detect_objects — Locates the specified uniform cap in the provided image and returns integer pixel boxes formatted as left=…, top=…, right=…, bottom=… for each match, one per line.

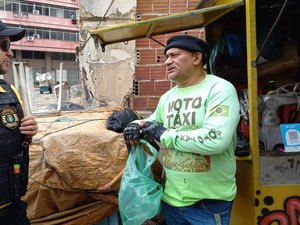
left=0, top=20, right=25, bottom=42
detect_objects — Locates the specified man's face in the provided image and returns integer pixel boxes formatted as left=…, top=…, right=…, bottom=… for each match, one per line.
left=164, top=48, right=199, bottom=84
left=0, top=37, right=13, bottom=74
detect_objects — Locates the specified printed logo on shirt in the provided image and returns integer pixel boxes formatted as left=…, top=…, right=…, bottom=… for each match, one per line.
left=1, top=107, right=20, bottom=129
left=210, top=105, right=229, bottom=117
left=167, top=96, right=203, bottom=127
left=177, top=128, right=222, bottom=145
left=164, top=149, right=211, bottom=172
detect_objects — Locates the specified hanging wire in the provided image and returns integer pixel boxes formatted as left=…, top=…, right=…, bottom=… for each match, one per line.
left=254, top=0, right=289, bottom=66
left=78, top=0, right=116, bottom=52
left=150, top=37, right=166, bottom=47
left=34, top=118, right=105, bottom=142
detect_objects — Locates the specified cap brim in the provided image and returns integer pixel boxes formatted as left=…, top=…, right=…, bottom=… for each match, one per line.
left=0, top=28, right=25, bottom=42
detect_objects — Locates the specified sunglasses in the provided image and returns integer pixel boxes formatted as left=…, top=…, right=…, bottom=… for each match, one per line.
left=0, top=40, right=11, bottom=52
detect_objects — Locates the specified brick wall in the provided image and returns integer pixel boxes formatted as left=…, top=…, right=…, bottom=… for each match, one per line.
left=132, top=0, right=204, bottom=111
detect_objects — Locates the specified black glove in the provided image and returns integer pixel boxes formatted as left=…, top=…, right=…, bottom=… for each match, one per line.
left=106, top=109, right=139, bottom=133
left=141, top=121, right=167, bottom=143
left=123, top=123, right=142, bottom=143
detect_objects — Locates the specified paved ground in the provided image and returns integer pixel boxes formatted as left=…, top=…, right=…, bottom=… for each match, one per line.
left=33, top=85, right=83, bottom=112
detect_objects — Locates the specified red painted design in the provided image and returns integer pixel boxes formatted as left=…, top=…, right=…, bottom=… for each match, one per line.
left=259, top=196, right=300, bottom=225
left=285, top=197, right=300, bottom=225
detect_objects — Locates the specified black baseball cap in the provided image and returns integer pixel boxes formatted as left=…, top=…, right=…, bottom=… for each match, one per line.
left=0, top=20, right=25, bottom=42
left=164, top=35, right=209, bottom=65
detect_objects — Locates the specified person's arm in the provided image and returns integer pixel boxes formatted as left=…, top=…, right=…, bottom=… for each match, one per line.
left=160, top=87, right=240, bottom=155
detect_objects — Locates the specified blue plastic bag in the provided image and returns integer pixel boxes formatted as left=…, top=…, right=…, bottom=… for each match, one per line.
left=118, top=140, right=163, bottom=225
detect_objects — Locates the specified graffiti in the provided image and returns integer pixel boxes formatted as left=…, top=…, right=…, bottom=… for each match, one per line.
left=259, top=196, right=300, bottom=225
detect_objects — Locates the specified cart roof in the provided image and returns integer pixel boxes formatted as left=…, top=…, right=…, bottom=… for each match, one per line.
left=89, top=0, right=244, bottom=46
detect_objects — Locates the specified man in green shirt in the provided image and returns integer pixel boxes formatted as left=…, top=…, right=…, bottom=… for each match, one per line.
left=124, top=34, right=240, bottom=225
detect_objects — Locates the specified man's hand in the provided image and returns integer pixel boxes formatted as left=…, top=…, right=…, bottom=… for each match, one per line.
left=123, top=123, right=142, bottom=148
left=141, top=121, right=167, bottom=143
left=19, top=114, right=38, bottom=141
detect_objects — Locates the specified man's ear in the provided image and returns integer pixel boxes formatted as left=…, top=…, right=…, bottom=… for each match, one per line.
left=193, top=52, right=202, bottom=66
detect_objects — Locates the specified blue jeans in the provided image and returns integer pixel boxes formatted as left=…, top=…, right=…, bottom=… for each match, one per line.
left=161, top=199, right=233, bottom=225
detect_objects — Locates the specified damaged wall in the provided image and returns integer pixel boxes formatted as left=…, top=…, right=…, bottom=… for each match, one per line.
left=79, top=0, right=203, bottom=111
left=132, top=0, right=203, bottom=111
left=78, top=0, right=136, bottom=109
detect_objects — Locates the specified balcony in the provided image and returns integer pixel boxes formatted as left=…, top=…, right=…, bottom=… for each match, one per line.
left=1, top=11, right=78, bottom=32
left=24, top=0, right=78, bottom=9
left=11, top=38, right=78, bottom=53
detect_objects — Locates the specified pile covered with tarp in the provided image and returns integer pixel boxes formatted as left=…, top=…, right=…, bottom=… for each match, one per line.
left=23, top=108, right=128, bottom=225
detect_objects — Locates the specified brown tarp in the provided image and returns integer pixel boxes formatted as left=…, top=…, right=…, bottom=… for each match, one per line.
left=23, top=109, right=128, bottom=225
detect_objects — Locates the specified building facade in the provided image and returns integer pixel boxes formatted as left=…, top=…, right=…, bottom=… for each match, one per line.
left=0, top=0, right=79, bottom=85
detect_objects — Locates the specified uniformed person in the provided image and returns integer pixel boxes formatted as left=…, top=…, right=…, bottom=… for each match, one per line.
left=0, top=20, right=38, bottom=225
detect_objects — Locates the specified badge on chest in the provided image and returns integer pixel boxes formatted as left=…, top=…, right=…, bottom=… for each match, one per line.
left=1, top=107, right=20, bottom=129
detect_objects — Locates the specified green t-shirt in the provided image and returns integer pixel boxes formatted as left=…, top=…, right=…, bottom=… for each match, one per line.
left=147, top=75, right=240, bottom=207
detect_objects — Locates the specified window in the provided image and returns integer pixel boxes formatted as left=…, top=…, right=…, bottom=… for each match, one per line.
left=42, top=30, right=49, bottom=39
left=0, top=1, right=78, bottom=18
left=22, top=51, right=45, bottom=59
left=62, top=53, right=75, bottom=61
left=56, top=8, right=64, bottom=18
left=35, top=30, right=42, bottom=38
left=13, top=25, right=78, bottom=42
left=64, top=9, right=77, bottom=19
left=64, top=9, right=70, bottom=19
left=34, top=51, right=45, bottom=59
left=12, top=2, right=18, bottom=14
left=27, top=5, right=33, bottom=14
left=5, top=1, right=12, bottom=11
left=64, top=32, right=71, bottom=41
left=53, top=69, right=79, bottom=84
left=55, top=69, right=67, bottom=82
left=22, top=51, right=34, bottom=59
left=49, top=7, right=56, bottom=17
left=42, top=6, right=49, bottom=16
left=50, top=31, right=57, bottom=40
left=0, top=1, right=5, bottom=10
left=70, top=33, right=77, bottom=42
left=57, top=31, right=63, bottom=40
left=51, top=31, right=65, bottom=40
left=67, top=69, right=79, bottom=85
left=26, top=28, right=35, bottom=37
left=21, top=3, right=29, bottom=13
left=51, top=53, right=61, bottom=60
left=51, top=53, right=76, bottom=61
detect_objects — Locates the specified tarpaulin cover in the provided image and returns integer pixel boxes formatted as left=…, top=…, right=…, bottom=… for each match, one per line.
left=23, top=109, right=128, bottom=225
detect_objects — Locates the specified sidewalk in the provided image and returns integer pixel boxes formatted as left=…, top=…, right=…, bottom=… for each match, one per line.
left=34, top=85, right=83, bottom=112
